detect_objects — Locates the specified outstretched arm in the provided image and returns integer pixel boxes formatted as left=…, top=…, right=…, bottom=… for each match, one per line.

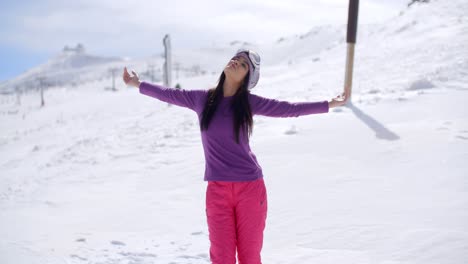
left=123, top=66, right=204, bottom=111
left=250, top=91, right=348, bottom=117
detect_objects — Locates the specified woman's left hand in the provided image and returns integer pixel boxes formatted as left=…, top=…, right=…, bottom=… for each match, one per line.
left=328, top=92, right=348, bottom=108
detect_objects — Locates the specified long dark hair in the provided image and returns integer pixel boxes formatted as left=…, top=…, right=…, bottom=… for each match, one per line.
left=200, top=72, right=253, bottom=144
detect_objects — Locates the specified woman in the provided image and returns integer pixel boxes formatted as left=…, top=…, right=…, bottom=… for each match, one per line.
left=123, top=49, right=347, bottom=264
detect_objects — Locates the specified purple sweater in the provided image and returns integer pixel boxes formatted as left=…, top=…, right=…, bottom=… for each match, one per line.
left=139, top=81, right=329, bottom=182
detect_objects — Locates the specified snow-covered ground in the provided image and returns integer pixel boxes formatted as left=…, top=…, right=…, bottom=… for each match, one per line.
left=1, top=1, right=467, bottom=263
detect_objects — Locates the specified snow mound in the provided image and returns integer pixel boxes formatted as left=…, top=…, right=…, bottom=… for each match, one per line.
left=407, top=78, right=436, bottom=90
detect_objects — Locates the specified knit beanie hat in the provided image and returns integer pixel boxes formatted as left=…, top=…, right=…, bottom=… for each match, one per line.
left=232, top=49, right=261, bottom=90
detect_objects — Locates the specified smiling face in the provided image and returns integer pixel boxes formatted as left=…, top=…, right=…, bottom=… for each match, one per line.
left=223, top=55, right=250, bottom=84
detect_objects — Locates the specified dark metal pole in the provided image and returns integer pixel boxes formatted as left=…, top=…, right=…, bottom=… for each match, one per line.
left=344, top=0, right=359, bottom=103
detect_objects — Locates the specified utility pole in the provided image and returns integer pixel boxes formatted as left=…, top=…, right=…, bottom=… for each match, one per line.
left=37, top=76, right=46, bottom=107
left=163, top=34, right=172, bottom=87
left=109, top=67, right=118, bottom=91
left=163, top=34, right=173, bottom=107
left=174, top=62, right=180, bottom=80
left=15, top=86, right=21, bottom=106
left=148, top=63, right=155, bottom=83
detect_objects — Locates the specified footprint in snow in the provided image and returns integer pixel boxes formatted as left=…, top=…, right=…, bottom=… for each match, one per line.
left=118, top=251, right=157, bottom=258
left=177, top=243, right=192, bottom=252
left=284, top=125, right=298, bottom=135
left=70, top=254, right=87, bottom=261
left=110, top=240, right=126, bottom=246
left=177, top=253, right=209, bottom=260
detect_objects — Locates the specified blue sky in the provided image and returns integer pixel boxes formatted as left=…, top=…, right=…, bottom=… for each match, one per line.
left=0, top=0, right=409, bottom=82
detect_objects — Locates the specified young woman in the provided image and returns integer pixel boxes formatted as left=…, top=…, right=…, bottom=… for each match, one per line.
left=123, top=49, right=347, bottom=264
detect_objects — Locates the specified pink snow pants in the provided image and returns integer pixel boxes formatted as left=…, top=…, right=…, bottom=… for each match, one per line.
left=206, top=178, right=268, bottom=264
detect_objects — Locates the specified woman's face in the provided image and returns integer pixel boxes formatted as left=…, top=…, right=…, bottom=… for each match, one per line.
left=223, top=55, right=250, bottom=84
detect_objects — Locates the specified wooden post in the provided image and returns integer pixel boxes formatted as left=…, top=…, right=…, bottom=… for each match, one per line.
left=344, top=0, right=359, bottom=103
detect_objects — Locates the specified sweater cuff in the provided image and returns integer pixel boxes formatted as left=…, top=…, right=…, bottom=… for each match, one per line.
left=139, top=81, right=153, bottom=96
left=138, top=81, right=146, bottom=91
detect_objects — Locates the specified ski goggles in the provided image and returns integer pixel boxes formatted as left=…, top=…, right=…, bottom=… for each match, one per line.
left=236, top=48, right=261, bottom=69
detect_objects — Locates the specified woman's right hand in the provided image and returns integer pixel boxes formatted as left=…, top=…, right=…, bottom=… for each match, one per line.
left=123, top=66, right=141, bottom=88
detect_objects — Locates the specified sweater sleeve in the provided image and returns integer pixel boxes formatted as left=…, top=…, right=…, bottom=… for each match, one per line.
left=249, top=93, right=329, bottom=117
left=139, top=81, right=206, bottom=112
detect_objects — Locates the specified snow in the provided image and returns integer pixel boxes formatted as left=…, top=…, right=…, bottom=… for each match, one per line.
left=1, top=0, right=468, bottom=263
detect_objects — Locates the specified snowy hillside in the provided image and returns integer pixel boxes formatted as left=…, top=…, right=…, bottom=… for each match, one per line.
left=0, top=44, right=127, bottom=94
left=1, top=0, right=468, bottom=263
